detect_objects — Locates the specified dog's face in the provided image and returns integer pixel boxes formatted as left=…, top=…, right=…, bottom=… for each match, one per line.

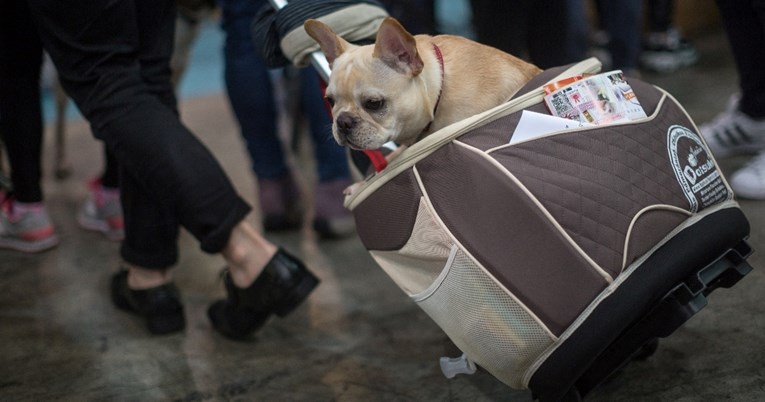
left=305, top=18, right=436, bottom=149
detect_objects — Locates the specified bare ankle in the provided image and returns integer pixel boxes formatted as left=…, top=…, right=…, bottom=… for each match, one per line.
left=126, top=265, right=172, bottom=289
left=223, top=221, right=278, bottom=288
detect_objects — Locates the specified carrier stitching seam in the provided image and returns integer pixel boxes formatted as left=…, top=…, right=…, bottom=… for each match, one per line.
left=410, top=231, right=460, bottom=302
left=486, top=95, right=682, bottom=274
left=454, top=140, right=614, bottom=283
left=521, top=201, right=741, bottom=387
left=411, top=165, right=557, bottom=340
left=622, top=204, right=693, bottom=271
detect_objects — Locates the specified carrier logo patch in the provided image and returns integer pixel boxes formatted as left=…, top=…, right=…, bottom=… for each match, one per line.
left=667, top=125, right=729, bottom=212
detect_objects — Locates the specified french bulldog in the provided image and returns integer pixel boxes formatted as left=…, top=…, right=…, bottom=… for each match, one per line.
left=304, top=17, right=542, bottom=151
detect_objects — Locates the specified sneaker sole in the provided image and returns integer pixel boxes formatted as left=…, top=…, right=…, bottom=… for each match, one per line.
left=77, top=213, right=124, bottom=241
left=0, top=234, right=60, bottom=253
left=731, top=175, right=765, bottom=200
left=640, top=51, right=699, bottom=73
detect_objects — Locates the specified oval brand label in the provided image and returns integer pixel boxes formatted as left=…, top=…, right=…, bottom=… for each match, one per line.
left=667, top=125, right=730, bottom=212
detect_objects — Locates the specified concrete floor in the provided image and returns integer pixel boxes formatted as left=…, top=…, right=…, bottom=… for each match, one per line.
left=2, top=27, right=765, bottom=402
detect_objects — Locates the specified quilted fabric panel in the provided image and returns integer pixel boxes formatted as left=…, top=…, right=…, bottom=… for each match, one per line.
left=416, top=142, right=609, bottom=335
left=490, top=98, right=692, bottom=278
left=459, top=102, right=550, bottom=150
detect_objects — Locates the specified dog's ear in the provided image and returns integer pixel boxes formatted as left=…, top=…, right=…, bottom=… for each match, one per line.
left=373, top=17, right=423, bottom=76
left=304, top=19, right=351, bottom=67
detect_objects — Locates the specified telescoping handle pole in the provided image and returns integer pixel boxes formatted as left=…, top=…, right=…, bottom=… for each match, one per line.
left=266, top=0, right=392, bottom=173
left=267, top=0, right=332, bottom=82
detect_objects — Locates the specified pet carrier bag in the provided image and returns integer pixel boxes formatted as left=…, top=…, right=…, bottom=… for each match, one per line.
left=342, top=58, right=754, bottom=401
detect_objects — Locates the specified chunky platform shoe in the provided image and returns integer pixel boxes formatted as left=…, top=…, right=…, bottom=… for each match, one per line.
left=207, top=248, right=319, bottom=340
left=111, top=269, right=185, bottom=335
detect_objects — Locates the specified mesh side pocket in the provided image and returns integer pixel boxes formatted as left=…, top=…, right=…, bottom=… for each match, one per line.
left=416, top=247, right=555, bottom=389
left=369, top=198, right=453, bottom=296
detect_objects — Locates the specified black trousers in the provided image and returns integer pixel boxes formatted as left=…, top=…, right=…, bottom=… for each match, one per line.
left=0, top=0, right=44, bottom=202
left=716, top=0, right=765, bottom=119
left=27, top=0, right=251, bottom=268
left=0, top=0, right=120, bottom=202
left=470, top=0, right=588, bottom=69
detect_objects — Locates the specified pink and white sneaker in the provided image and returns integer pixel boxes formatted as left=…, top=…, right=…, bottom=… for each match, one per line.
left=77, top=179, right=124, bottom=241
left=0, top=195, right=60, bottom=253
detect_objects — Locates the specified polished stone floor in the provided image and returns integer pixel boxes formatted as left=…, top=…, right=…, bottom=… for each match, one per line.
left=2, top=27, right=765, bottom=402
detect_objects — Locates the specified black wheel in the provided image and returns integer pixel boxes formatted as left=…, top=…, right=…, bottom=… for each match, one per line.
left=632, top=338, right=660, bottom=361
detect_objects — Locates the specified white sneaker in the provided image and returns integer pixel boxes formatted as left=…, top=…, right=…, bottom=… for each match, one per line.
left=699, top=95, right=765, bottom=158
left=729, top=152, right=765, bottom=200
left=640, top=28, right=699, bottom=73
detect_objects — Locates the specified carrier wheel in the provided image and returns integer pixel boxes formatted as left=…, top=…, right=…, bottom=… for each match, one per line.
left=632, top=338, right=659, bottom=361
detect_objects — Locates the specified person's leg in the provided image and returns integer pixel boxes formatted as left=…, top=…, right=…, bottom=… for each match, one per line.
left=220, top=0, right=283, bottom=178
left=29, top=0, right=318, bottom=337
left=701, top=0, right=765, bottom=157
left=641, top=0, right=698, bottom=73
left=599, top=0, right=642, bottom=74
left=301, top=70, right=349, bottom=183
left=219, top=0, right=302, bottom=231
left=300, top=68, right=355, bottom=238
left=716, top=0, right=765, bottom=118
left=699, top=0, right=765, bottom=199
left=647, top=0, right=673, bottom=32
left=0, top=0, right=44, bottom=203
left=527, top=0, right=588, bottom=68
left=30, top=0, right=250, bottom=257
left=470, top=0, right=532, bottom=57
left=0, top=0, right=58, bottom=253
left=100, top=148, right=120, bottom=188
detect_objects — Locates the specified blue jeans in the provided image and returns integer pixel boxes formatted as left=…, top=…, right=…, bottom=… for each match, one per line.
left=595, top=0, right=642, bottom=71
left=219, top=0, right=350, bottom=182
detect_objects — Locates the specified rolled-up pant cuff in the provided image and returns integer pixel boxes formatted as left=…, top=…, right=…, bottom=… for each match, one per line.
left=199, top=198, right=252, bottom=254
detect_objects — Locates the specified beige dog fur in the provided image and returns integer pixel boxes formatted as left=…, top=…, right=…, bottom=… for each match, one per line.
left=304, top=17, right=541, bottom=150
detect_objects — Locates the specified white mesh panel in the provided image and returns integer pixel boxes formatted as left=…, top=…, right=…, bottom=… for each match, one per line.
left=399, top=198, right=452, bottom=260
left=416, top=248, right=554, bottom=389
left=370, top=198, right=452, bottom=296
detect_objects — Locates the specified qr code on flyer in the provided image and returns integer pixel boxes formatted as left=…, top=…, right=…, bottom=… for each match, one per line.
left=545, top=91, right=582, bottom=122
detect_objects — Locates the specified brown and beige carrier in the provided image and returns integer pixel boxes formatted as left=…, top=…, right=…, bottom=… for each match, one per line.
left=342, top=58, right=755, bottom=401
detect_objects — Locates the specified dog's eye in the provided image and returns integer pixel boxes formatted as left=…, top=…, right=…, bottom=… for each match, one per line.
left=364, top=99, right=385, bottom=111
left=325, top=96, right=335, bottom=107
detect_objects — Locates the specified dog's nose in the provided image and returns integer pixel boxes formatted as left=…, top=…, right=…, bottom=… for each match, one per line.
left=336, top=113, right=356, bottom=134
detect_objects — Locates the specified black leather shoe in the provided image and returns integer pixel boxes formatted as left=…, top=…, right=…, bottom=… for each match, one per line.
left=207, top=248, right=319, bottom=340
left=111, top=269, right=185, bottom=335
